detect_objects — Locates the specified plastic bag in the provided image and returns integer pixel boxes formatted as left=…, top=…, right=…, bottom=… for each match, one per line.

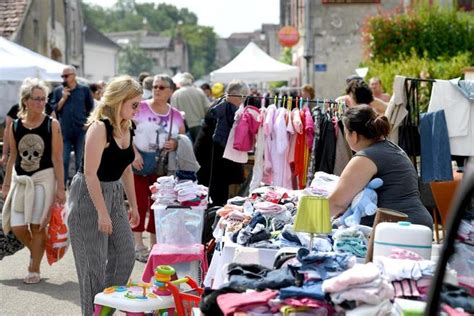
left=45, top=203, right=68, bottom=265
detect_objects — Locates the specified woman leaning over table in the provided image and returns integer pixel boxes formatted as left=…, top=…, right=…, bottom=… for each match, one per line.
left=329, top=105, right=433, bottom=229
left=67, top=75, right=140, bottom=316
left=2, top=77, right=65, bottom=284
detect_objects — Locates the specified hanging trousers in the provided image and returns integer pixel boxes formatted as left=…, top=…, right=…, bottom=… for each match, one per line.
left=67, top=173, right=135, bottom=316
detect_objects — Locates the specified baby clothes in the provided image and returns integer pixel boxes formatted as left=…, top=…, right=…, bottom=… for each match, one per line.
left=254, top=202, right=287, bottom=215
left=217, top=290, right=278, bottom=316
left=333, top=226, right=368, bottom=258
left=233, top=105, right=261, bottom=151
left=330, top=278, right=394, bottom=305
left=249, top=108, right=267, bottom=192
left=389, top=248, right=424, bottom=261
left=223, top=105, right=248, bottom=163
left=373, top=256, right=436, bottom=281
left=322, top=263, right=380, bottom=293
left=296, top=248, right=356, bottom=281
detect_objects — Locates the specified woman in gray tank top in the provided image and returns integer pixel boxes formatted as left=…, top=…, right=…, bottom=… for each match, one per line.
left=329, top=105, right=433, bottom=229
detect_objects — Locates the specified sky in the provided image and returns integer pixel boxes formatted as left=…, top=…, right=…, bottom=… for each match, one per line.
left=83, top=0, right=280, bottom=37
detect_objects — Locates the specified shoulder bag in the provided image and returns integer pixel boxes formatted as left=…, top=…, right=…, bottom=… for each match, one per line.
left=155, top=108, right=174, bottom=177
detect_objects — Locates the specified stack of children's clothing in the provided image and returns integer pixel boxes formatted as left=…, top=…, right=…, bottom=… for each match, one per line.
left=322, top=262, right=394, bottom=314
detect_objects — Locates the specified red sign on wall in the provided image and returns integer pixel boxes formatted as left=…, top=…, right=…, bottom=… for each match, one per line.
left=278, top=26, right=300, bottom=47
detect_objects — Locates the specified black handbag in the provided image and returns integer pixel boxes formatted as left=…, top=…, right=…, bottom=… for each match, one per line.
left=0, top=218, right=24, bottom=260
left=155, top=109, right=174, bottom=177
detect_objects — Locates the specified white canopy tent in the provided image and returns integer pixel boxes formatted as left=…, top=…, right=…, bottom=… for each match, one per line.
left=0, top=37, right=68, bottom=119
left=0, top=37, right=66, bottom=82
left=210, top=42, right=299, bottom=83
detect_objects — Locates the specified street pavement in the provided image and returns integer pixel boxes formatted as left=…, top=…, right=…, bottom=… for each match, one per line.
left=0, top=242, right=148, bottom=315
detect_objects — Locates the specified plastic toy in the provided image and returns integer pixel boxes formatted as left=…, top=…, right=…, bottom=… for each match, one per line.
left=152, top=265, right=176, bottom=296
left=339, top=178, right=383, bottom=226
left=93, top=265, right=188, bottom=316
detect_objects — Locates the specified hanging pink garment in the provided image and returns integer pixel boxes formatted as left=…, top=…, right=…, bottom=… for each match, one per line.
left=223, top=106, right=247, bottom=163
left=303, top=106, right=315, bottom=151
left=233, top=105, right=261, bottom=151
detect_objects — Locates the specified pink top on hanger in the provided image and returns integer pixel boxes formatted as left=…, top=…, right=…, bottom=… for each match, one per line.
left=233, top=105, right=261, bottom=152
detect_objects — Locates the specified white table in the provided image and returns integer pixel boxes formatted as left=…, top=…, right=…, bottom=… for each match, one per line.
left=204, top=240, right=279, bottom=289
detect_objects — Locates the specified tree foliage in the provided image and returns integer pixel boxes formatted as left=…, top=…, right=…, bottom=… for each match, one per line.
left=361, top=3, right=473, bottom=112
left=118, top=44, right=154, bottom=77
left=362, top=4, right=474, bottom=63
left=81, top=0, right=217, bottom=78
left=364, top=51, right=470, bottom=112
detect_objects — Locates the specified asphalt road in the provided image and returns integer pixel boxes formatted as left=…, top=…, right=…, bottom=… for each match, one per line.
left=0, top=243, right=148, bottom=315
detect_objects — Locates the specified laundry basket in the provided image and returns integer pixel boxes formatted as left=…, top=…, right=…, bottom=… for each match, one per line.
left=166, top=277, right=203, bottom=316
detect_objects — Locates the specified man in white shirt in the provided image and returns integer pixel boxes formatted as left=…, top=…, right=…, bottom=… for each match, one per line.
left=170, top=72, right=210, bottom=142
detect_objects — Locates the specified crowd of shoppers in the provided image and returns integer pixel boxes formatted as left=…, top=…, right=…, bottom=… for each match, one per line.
left=1, top=64, right=409, bottom=316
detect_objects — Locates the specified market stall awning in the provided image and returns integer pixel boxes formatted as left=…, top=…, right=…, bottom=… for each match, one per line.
left=0, top=37, right=66, bottom=81
left=210, top=42, right=299, bottom=83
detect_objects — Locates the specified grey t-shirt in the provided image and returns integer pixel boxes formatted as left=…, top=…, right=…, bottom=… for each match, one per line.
left=355, top=140, right=433, bottom=229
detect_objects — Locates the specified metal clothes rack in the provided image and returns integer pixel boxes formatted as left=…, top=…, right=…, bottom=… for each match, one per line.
left=399, top=77, right=435, bottom=171
left=226, top=94, right=341, bottom=106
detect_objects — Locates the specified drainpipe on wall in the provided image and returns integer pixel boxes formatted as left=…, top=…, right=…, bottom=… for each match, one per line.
left=64, top=0, right=69, bottom=65
left=303, top=0, right=313, bottom=86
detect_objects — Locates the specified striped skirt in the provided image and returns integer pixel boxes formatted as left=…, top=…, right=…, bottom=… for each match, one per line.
left=67, top=173, right=135, bottom=316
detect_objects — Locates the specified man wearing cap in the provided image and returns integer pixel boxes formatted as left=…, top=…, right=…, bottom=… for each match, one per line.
left=170, top=72, right=210, bottom=142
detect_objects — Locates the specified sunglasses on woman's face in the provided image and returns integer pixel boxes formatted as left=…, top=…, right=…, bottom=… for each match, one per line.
left=153, top=85, right=169, bottom=91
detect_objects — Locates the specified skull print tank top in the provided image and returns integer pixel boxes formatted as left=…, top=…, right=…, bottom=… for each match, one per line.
left=13, top=116, right=53, bottom=176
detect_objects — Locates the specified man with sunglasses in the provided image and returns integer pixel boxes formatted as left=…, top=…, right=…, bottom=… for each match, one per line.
left=51, top=65, right=94, bottom=186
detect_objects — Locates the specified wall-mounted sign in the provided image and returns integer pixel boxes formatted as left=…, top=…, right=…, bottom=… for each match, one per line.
left=314, top=64, right=327, bottom=72
left=278, top=26, right=300, bottom=47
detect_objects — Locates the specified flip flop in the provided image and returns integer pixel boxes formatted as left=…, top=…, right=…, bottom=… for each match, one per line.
left=24, top=272, right=41, bottom=284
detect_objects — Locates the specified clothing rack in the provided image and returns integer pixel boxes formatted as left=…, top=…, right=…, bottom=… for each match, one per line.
left=399, top=77, right=435, bottom=171
left=225, top=94, right=341, bottom=106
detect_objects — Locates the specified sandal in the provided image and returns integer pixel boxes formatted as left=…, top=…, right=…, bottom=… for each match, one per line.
left=135, top=248, right=149, bottom=263
left=24, top=272, right=41, bottom=284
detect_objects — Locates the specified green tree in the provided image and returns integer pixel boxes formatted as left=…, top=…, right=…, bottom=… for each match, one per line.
left=81, top=0, right=216, bottom=78
left=361, top=3, right=473, bottom=112
left=270, top=47, right=292, bottom=88
left=118, top=44, right=154, bottom=77
left=179, top=25, right=216, bottom=78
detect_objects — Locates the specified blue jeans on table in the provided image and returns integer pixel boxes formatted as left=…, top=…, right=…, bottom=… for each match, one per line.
left=296, top=248, right=353, bottom=280
left=227, top=264, right=297, bottom=291
left=279, top=281, right=325, bottom=300
left=63, top=130, right=86, bottom=186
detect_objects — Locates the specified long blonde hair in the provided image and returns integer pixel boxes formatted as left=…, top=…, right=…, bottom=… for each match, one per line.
left=18, top=78, right=50, bottom=119
left=87, top=75, right=142, bottom=137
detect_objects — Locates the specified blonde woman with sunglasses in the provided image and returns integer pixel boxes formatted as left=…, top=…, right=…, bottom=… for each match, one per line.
left=67, top=75, right=141, bottom=316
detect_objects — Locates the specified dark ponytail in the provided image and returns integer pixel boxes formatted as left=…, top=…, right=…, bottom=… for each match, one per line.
left=343, top=105, right=390, bottom=139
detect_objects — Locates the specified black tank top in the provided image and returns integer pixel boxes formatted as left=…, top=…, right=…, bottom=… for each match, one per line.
left=80, top=119, right=135, bottom=182
left=13, top=116, right=53, bottom=176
